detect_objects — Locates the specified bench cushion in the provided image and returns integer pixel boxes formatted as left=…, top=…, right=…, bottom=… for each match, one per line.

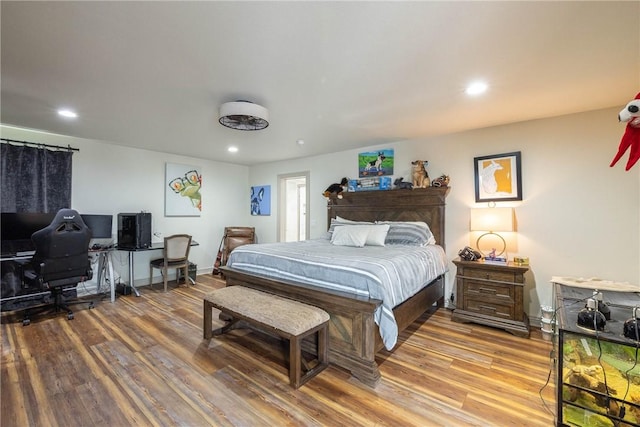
left=204, top=286, right=329, bottom=336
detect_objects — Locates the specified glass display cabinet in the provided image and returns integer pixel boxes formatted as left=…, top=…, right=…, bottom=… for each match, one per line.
left=556, top=284, right=640, bottom=426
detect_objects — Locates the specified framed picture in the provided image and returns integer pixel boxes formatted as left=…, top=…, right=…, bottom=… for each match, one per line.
left=358, top=148, right=394, bottom=178
left=165, top=163, right=202, bottom=216
left=250, top=185, right=271, bottom=216
left=474, top=151, right=522, bottom=202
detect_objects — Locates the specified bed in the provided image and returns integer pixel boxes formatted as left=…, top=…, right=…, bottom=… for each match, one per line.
left=220, top=187, right=450, bottom=387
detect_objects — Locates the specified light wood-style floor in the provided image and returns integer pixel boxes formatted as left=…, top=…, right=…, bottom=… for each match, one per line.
left=1, top=275, right=556, bottom=426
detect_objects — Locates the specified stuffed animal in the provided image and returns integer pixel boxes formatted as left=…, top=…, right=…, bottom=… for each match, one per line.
left=432, top=174, right=450, bottom=188
left=610, top=92, right=640, bottom=171
left=394, top=177, right=413, bottom=190
left=411, top=160, right=430, bottom=188
left=323, top=177, right=348, bottom=198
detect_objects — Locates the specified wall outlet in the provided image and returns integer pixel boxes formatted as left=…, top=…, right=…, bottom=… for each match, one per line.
left=153, top=231, right=162, bottom=237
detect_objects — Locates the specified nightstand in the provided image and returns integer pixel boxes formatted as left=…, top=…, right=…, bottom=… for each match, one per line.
left=452, top=258, right=530, bottom=337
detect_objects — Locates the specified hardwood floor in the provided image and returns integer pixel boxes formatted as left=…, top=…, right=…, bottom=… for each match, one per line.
left=1, top=275, right=556, bottom=426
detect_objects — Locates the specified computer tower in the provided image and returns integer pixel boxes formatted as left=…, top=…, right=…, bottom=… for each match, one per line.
left=117, top=213, right=151, bottom=249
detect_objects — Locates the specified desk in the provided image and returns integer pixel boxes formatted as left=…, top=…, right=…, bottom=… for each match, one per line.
left=89, top=248, right=116, bottom=303
left=117, top=240, right=199, bottom=297
left=1, top=248, right=115, bottom=311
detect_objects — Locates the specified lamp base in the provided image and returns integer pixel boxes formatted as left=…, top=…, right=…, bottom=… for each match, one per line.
left=475, top=232, right=507, bottom=257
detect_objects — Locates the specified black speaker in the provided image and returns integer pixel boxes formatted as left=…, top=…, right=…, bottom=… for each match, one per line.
left=117, top=213, right=151, bottom=249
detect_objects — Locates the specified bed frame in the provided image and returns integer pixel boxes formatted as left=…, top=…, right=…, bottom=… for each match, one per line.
left=221, top=187, right=450, bottom=387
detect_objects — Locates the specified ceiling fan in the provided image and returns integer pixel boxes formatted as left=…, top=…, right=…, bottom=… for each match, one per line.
left=218, top=100, right=269, bottom=131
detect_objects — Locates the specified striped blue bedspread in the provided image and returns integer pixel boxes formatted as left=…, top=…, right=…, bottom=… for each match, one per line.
left=226, top=239, right=448, bottom=350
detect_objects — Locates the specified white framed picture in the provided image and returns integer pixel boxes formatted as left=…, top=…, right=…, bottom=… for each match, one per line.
left=165, top=162, right=202, bottom=216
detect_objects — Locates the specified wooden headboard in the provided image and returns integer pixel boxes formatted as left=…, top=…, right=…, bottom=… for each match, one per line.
left=327, top=187, right=450, bottom=248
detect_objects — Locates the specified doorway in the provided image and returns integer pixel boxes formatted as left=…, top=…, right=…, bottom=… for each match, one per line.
left=278, top=172, right=309, bottom=242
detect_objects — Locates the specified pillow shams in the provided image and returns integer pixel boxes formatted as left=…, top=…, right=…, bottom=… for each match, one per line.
left=363, top=224, right=389, bottom=246
left=381, top=222, right=436, bottom=246
left=327, top=217, right=373, bottom=236
left=331, top=225, right=370, bottom=247
left=330, top=224, right=390, bottom=247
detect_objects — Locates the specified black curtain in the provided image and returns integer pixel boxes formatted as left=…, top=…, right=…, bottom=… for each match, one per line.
left=0, top=143, right=73, bottom=213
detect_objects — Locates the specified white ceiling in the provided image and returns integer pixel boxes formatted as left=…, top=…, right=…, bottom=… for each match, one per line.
left=2, top=1, right=639, bottom=166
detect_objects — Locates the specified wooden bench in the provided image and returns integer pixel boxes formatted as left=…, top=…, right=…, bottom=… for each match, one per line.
left=203, top=285, right=330, bottom=389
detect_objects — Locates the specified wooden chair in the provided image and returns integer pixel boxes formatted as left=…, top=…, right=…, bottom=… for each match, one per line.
left=149, top=234, right=192, bottom=292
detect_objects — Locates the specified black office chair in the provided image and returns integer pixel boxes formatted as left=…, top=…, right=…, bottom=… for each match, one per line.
left=21, top=208, right=93, bottom=325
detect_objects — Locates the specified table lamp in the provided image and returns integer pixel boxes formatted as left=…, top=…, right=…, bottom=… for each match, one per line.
left=469, top=207, right=514, bottom=256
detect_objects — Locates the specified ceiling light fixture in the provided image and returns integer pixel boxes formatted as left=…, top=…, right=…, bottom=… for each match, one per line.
left=57, top=109, right=78, bottom=118
left=228, top=146, right=238, bottom=153
left=465, top=81, right=488, bottom=96
left=219, top=100, right=269, bottom=131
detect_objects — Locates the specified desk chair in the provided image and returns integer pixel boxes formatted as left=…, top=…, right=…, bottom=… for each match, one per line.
left=21, top=209, right=94, bottom=325
left=149, top=234, right=192, bottom=292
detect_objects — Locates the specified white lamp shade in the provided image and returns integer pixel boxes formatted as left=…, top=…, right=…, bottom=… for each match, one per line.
left=470, top=208, right=514, bottom=232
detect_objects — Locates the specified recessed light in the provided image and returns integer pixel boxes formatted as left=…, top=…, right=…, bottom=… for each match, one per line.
left=228, top=146, right=238, bottom=153
left=57, top=109, right=78, bottom=118
left=296, top=139, right=305, bottom=146
left=465, top=81, right=488, bottom=96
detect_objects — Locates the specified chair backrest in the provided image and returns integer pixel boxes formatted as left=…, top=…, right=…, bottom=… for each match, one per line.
left=164, top=234, right=192, bottom=262
left=31, top=208, right=92, bottom=282
left=222, top=227, right=255, bottom=265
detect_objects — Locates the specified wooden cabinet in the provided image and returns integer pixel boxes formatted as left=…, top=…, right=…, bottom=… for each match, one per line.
left=452, top=258, right=530, bottom=337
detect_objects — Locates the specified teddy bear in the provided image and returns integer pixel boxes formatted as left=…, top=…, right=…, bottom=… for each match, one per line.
left=323, top=177, right=348, bottom=198
left=432, top=174, right=450, bottom=187
left=411, top=160, right=430, bottom=188
left=610, top=92, right=640, bottom=171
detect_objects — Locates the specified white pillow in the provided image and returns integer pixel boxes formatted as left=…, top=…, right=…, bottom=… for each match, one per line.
left=364, top=224, right=390, bottom=246
left=330, top=225, right=370, bottom=247
left=327, top=217, right=373, bottom=237
left=330, top=224, right=390, bottom=247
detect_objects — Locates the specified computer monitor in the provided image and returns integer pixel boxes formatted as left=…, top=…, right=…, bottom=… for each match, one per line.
left=0, top=212, right=56, bottom=241
left=80, top=214, right=113, bottom=239
left=0, top=212, right=56, bottom=255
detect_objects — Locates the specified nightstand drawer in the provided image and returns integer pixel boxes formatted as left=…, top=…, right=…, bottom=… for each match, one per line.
left=452, top=258, right=530, bottom=337
left=464, top=298, right=515, bottom=320
left=462, top=267, right=516, bottom=283
left=464, top=280, right=514, bottom=302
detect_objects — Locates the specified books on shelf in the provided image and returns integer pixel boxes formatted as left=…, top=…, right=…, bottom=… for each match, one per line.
left=483, top=257, right=508, bottom=265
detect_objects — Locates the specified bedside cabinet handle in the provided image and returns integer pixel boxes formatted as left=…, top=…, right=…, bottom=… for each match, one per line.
left=479, top=287, right=496, bottom=294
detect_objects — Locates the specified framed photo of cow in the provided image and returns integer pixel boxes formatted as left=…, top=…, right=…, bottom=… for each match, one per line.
left=474, top=151, right=522, bottom=203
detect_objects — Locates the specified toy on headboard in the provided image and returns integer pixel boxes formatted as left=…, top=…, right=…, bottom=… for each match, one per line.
left=431, top=174, right=450, bottom=188
left=411, top=160, right=430, bottom=188
left=393, top=177, right=413, bottom=190
left=610, top=92, right=640, bottom=171
left=323, top=177, right=348, bottom=199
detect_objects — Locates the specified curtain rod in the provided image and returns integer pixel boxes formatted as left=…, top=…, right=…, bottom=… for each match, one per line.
left=0, top=138, right=79, bottom=152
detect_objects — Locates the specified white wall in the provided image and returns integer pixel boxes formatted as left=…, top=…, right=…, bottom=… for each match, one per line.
left=1, top=125, right=250, bottom=287
left=248, top=107, right=640, bottom=318
left=4, top=107, right=638, bottom=316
